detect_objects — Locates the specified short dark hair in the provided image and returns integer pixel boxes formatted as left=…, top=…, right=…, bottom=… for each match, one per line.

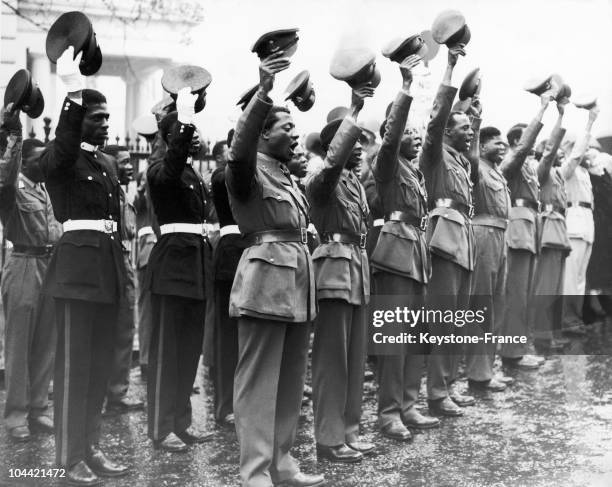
left=446, top=111, right=467, bottom=130
left=262, top=106, right=291, bottom=133
left=103, top=145, right=128, bottom=158
left=82, top=89, right=107, bottom=107
left=159, top=111, right=178, bottom=143
left=22, top=138, right=45, bottom=160
left=507, top=123, right=527, bottom=147
left=212, top=140, right=227, bottom=159
left=480, top=126, right=502, bottom=145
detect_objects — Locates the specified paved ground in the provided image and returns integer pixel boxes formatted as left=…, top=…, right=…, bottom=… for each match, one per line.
left=1, top=318, right=612, bottom=487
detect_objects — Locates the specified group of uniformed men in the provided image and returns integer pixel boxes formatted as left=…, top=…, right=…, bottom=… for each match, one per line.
left=0, top=9, right=605, bottom=487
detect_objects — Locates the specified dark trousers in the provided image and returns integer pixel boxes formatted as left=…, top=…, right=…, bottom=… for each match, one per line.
left=312, top=299, right=366, bottom=446
left=426, top=256, right=472, bottom=400
left=532, top=248, right=566, bottom=340
left=466, top=226, right=507, bottom=381
left=107, top=254, right=136, bottom=400
left=147, top=294, right=205, bottom=441
left=500, top=249, right=536, bottom=358
left=213, top=279, right=239, bottom=421
left=374, top=272, right=426, bottom=428
left=136, top=266, right=152, bottom=367
left=234, top=318, right=310, bottom=487
left=54, top=299, right=118, bottom=468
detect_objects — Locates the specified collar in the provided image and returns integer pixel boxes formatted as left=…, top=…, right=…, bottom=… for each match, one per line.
left=257, top=152, right=288, bottom=176
left=80, top=142, right=98, bottom=153
left=19, top=173, right=36, bottom=189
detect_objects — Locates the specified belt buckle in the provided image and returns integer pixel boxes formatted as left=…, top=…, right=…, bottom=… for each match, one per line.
left=44, top=244, right=54, bottom=255
left=468, top=205, right=475, bottom=219
left=300, top=227, right=308, bottom=245
left=103, top=220, right=114, bottom=233
left=419, top=216, right=428, bottom=231
left=201, top=223, right=210, bottom=239
left=359, top=233, right=367, bottom=249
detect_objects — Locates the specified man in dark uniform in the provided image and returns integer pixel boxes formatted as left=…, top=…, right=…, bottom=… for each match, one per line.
left=40, top=46, right=129, bottom=485
left=0, top=105, right=61, bottom=441
left=498, top=93, right=551, bottom=368
left=306, top=85, right=375, bottom=464
left=145, top=87, right=214, bottom=452
left=372, top=55, right=440, bottom=439
left=226, top=51, right=323, bottom=487
left=419, top=45, right=476, bottom=416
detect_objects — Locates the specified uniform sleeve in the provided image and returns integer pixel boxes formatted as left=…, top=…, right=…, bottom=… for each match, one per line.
left=305, top=117, right=362, bottom=204
left=419, top=84, right=457, bottom=173
left=467, top=116, right=481, bottom=185
left=537, top=126, right=566, bottom=183
left=147, top=121, right=194, bottom=184
left=500, top=118, right=544, bottom=178
left=226, top=93, right=273, bottom=200
left=0, top=132, right=22, bottom=214
left=40, top=97, right=85, bottom=180
left=375, top=91, right=413, bottom=183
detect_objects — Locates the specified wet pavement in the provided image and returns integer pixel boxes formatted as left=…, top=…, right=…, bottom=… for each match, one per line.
left=1, top=319, right=612, bottom=487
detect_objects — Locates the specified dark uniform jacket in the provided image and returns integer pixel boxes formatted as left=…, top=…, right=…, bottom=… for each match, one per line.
left=40, top=97, right=124, bottom=303
left=145, top=122, right=210, bottom=301
left=306, top=117, right=369, bottom=305
left=372, top=91, right=430, bottom=283
left=211, top=166, right=246, bottom=282
left=419, top=84, right=475, bottom=271
left=500, top=118, right=544, bottom=254
left=226, top=95, right=316, bottom=323
left=537, top=126, right=570, bottom=252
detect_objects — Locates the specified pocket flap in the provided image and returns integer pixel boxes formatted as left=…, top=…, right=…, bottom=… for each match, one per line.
left=246, top=243, right=298, bottom=268
left=430, top=206, right=465, bottom=225
left=380, top=222, right=418, bottom=241
left=509, top=206, right=536, bottom=223
left=312, top=242, right=352, bottom=260
left=61, top=231, right=100, bottom=248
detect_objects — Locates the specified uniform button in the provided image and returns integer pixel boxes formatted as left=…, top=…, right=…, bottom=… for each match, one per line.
left=108, top=193, right=112, bottom=197
left=103, top=172, right=107, bottom=176
left=87, top=176, right=93, bottom=180
left=94, top=154, right=97, bottom=158
left=276, top=196, right=282, bottom=201
left=269, top=258, right=274, bottom=262
left=110, top=236, right=114, bottom=240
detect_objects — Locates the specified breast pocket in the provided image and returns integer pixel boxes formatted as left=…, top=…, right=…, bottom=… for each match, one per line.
left=56, top=232, right=101, bottom=287
left=261, top=186, right=295, bottom=228
left=448, top=164, right=470, bottom=201
left=72, top=174, right=107, bottom=212
left=15, top=200, right=47, bottom=239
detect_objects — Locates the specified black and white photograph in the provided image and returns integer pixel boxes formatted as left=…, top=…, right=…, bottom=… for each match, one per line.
left=0, top=0, right=611, bottom=485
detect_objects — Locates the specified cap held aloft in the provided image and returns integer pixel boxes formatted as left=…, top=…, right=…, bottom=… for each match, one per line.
left=330, top=46, right=380, bottom=88
left=251, top=28, right=300, bottom=59
left=382, top=34, right=428, bottom=64
left=161, top=65, right=212, bottom=114
left=4, top=69, right=44, bottom=118
left=132, top=113, right=158, bottom=137
left=284, top=70, right=315, bottom=112
left=431, top=10, right=471, bottom=47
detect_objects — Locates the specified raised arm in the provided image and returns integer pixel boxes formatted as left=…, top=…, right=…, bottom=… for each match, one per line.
left=561, top=105, right=599, bottom=180
left=306, top=86, right=371, bottom=203
left=537, top=100, right=566, bottom=183
left=375, top=55, right=419, bottom=182
left=465, top=97, right=482, bottom=184
left=0, top=105, right=23, bottom=214
left=419, top=46, right=463, bottom=172
left=226, top=52, right=290, bottom=200
left=500, top=94, right=550, bottom=178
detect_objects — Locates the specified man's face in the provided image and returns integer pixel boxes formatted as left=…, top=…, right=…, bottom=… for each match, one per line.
left=190, top=128, right=203, bottom=157
left=287, top=146, right=308, bottom=178
left=263, top=112, right=298, bottom=163
left=82, top=103, right=109, bottom=146
left=116, top=150, right=134, bottom=185
left=346, top=140, right=363, bottom=170
left=22, top=147, right=46, bottom=183
left=481, top=135, right=506, bottom=165
left=446, top=113, right=474, bottom=152
left=400, top=132, right=422, bottom=161
left=554, top=148, right=566, bottom=167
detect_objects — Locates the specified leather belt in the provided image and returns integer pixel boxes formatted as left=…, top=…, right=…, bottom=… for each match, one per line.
left=12, top=244, right=55, bottom=256
left=542, top=204, right=566, bottom=216
left=220, top=224, right=241, bottom=238
left=433, top=198, right=474, bottom=219
left=321, top=232, right=367, bottom=249
left=244, top=228, right=308, bottom=246
left=372, top=218, right=385, bottom=227
left=512, top=198, right=541, bottom=213
left=63, top=219, right=117, bottom=233
left=159, top=223, right=209, bottom=237
left=137, top=226, right=154, bottom=238
left=385, top=211, right=428, bottom=231
left=567, top=201, right=593, bottom=210
left=471, top=214, right=508, bottom=230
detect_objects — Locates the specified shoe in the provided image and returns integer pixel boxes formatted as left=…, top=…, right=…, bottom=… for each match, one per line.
left=428, top=397, right=464, bottom=417
left=86, top=445, right=129, bottom=477
left=450, top=392, right=475, bottom=406
left=218, top=413, right=235, bottom=426
left=316, top=443, right=362, bottom=463
left=176, top=428, right=214, bottom=444
left=380, top=422, right=412, bottom=441
left=346, top=440, right=375, bottom=455
left=65, top=461, right=101, bottom=486
left=563, top=324, right=588, bottom=337
left=503, top=356, right=540, bottom=370
left=402, top=408, right=440, bottom=429
left=106, top=397, right=144, bottom=413
left=8, top=425, right=31, bottom=441
left=29, top=416, right=54, bottom=434
left=153, top=432, right=189, bottom=452
left=496, top=375, right=515, bottom=385
left=277, top=472, right=325, bottom=486
left=468, top=378, right=507, bottom=392
left=587, top=295, right=607, bottom=317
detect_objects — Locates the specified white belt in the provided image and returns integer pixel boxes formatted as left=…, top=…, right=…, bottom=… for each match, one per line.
left=159, top=223, right=209, bottom=236
left=373, top=218, right=384, bottom=227
left=220, top=224, right=240, bottom=238
left=205, top=223, right=220, bottom=233
left=137, top=226, right=155, bottom=238
left=63, top=219, right=117, bottom=233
